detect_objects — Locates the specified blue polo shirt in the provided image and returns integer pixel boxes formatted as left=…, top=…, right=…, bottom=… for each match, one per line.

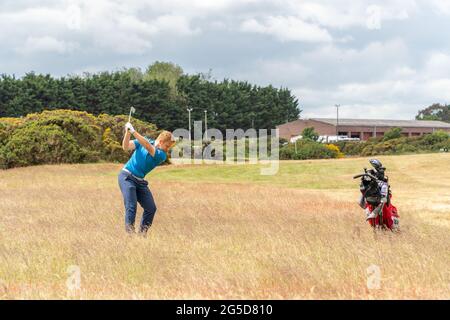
left=124, top=138, right=167, bottom=178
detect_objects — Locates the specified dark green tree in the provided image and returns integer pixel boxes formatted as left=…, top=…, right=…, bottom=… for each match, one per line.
left=416, top=103, right=450, bottom=123
left=0, top=65, right=301, bottom=133
left=144, top=61, right=184, bottom=97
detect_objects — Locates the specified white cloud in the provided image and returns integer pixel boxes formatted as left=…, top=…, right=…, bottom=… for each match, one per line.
left=422, top=79, right=450, bottom=101
left=0, top=0, right=202, bottom=56
left=295, top=84, right=422, bottom=120
left=293, top=50, right=450, bottom=119
left=429, top=0, right=450, bottom=15
left=241, top=16, right=332, bottom=42
left=297, top=38, right=410, bottom=83
left=18, top=36, right=78, bottom=55
left=389, top=66, right=417, bottom=78
left=287, top=0, right=416, bottom=30
left=423, top=52, right=450, bottom=78
left=66, top=4, right=82, bottom=30
left=232, top=58, right=312, bottom=87
left=288, top=1, right=366, bottom=29
left=232, top=38, right=449, bottom=120
left=366, top=5, right=382, bottom=30
left=0, top=7, right=68, bottom=39
left=154, top=15, right=201, bottom=35
left=0, top=0, right=422, bottom=55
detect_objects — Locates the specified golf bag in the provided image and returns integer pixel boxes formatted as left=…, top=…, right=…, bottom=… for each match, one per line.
left=354, top=160, right=400, bottom=230
left=364, top=196, right=399, bottom=230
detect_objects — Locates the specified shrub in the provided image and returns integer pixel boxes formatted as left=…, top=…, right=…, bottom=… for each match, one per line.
left=0, top=122, right=7, bottom=146
left=0, top=118, right=23, bottom=146
left=325, top=144, right=344, bottom=158
left=97, top=113, right=159, bottom=144
left=301, top=127, right=319, bottom=141
left=0, top=109, right=161, bottom=169
left=397, top=143, right=418, bottom=153
left=102, top=127, right=128, bottom=162
left=383, top=127, right=403, bottom=141
left=1, top=123, right=84, bottom=168
left=359, top=132, right=450, bottom=156
left=436, top=139, right=450, bottom=151
left=280, top=140, right=339, bottom=160
left=333, top=141, right=365, bottom=156
left=307, top=131, right=450, bottom=157
left=422, top=130, right=449, bottom=146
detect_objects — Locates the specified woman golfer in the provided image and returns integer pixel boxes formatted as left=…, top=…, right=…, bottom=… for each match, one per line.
left=119, top=121, right=175, bottom=235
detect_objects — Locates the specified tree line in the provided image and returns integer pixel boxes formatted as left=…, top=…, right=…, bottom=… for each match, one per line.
left=416, top=103, right=450, bottom=123
left=0, top=62, right=300, bottom=132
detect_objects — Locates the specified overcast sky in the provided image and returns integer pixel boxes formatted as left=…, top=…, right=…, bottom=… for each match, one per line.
left=1, top=0, right=450, bottom=119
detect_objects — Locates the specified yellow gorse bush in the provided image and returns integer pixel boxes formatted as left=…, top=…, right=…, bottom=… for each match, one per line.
left=0, top=109, right=160, bottom=169
left=325, top=144, right=345, bottom=158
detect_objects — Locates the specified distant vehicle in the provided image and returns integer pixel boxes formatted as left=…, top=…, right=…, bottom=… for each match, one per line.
left=291, top=135, right=361, bottom=143
left=341, top=137, right=361, bottom=142
left=326, top=135, right=360, bottom=143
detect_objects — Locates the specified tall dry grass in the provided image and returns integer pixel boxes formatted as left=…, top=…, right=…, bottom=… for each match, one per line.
left=0, top=155, right=449, bottom=299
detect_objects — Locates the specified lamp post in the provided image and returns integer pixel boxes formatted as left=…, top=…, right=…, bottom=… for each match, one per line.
left=335, top=104, right=340, bottom=137
left=187, top=107, right=193, bottom=141
left=249, top=112, right=255, bottom=129
left=204, top=110, right=208, bottom=141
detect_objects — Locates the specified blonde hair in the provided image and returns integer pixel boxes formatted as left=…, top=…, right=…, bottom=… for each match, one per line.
left=156, top=130, right=176, bottom=149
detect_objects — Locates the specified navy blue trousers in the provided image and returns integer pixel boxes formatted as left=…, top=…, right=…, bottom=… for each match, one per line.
left=118, top=170, right=157, bottom=234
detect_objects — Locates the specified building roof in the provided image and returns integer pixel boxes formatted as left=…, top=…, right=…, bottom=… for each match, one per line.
left=310, top=118, right=450, bottom=128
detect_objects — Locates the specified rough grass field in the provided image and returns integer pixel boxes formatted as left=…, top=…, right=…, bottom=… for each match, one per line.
left=0, top=153, right=449, bottom=299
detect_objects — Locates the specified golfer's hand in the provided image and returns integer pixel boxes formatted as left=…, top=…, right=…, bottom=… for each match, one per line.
left=125, top=122, right=135, bottom=134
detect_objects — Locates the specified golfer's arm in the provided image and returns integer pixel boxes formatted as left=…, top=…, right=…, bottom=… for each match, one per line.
left=133, top=131, right=156, bottom=156
left=122, top=131, right=135, bottom=151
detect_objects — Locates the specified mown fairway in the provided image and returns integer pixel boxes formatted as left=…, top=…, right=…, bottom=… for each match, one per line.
left=0, top=153, right=449, bottom=299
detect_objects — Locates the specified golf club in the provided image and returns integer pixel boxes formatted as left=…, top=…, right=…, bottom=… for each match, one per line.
left=128, top=106, right=136, bottom=123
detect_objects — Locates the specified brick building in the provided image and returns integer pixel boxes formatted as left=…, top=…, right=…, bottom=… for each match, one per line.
left=277, top=118, right=450, bottom=142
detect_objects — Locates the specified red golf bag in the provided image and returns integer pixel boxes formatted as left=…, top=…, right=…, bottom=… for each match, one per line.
left=365, top=195, right=400, bottom=230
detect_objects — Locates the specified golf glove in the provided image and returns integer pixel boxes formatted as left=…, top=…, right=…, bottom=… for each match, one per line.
left=125, top=122, right=135, bottom=134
